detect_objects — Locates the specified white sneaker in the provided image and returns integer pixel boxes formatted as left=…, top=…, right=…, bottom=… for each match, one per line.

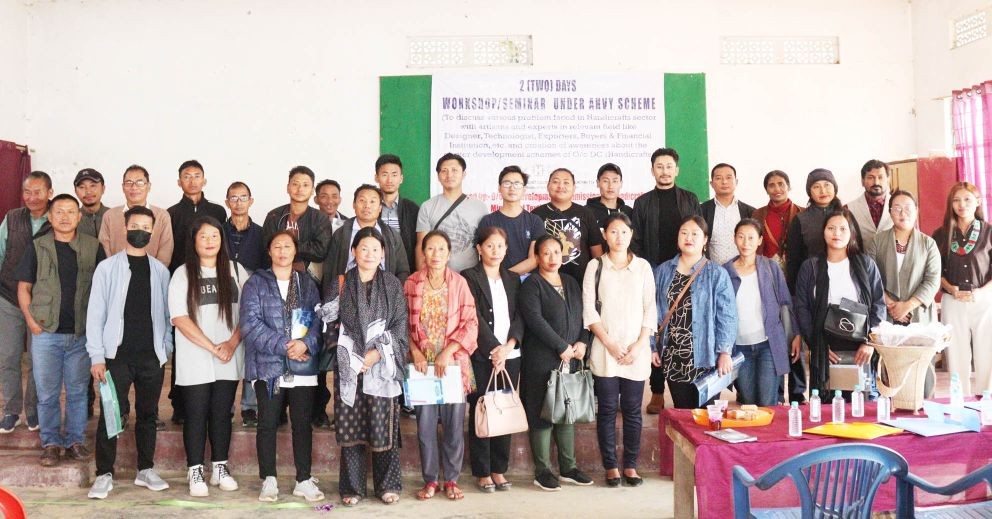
left=210, top=461, right=239, bottom=491
left=134, top=468, right=170, bottom=491
left=258, top=476, right=279, bottom=502
left=187, top=465, right=208, bottom=497
left=292, top=477, right=324, bottom=502
left=88, top=473, right=113, bottom=499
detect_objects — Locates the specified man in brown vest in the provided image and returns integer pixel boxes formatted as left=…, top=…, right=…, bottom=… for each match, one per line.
left=0, top=171, right=52, bottom=433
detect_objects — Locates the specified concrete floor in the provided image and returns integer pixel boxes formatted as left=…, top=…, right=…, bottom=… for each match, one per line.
left=12, top=474, right=674, bottom=518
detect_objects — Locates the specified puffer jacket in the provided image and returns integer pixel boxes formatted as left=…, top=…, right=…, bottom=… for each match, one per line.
left=239, top=268, right=322, bottom=383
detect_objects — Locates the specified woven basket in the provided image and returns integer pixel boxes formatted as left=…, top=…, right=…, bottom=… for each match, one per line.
left=871, top=340, right=944, bottom=412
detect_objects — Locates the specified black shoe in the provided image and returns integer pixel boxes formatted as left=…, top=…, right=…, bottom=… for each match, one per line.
left=156, top=419, right=166, bottom=431
left=560, top=468, right=593, bottom=486
left=278, top=411, right=289, bottom=427
left=533, top=470, right=560, bottom=491
left=311, top=413, right=331, bottom=428
left=401, top=405, right=416, bottom=419
left=241, top=409, right=258, bottom=428
left=623, top=475, right=644, bottom=487
left=171, top=414, right=184, bottom=426
left=606, top=477, right=621, bottom=488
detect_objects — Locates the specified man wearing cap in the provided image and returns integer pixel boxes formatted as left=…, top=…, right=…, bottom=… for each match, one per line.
left=74, top=169, right=109, bottom=239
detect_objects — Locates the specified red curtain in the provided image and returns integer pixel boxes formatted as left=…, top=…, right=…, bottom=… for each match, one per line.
left=952, top=81, right=992, bottom=209
left=0, top=141, right=31, bottom=221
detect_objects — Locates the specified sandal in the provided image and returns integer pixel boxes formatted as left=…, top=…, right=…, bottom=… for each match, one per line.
left=493, top=474, right=512, bottom=491
left=444, top=481, right=464, bottom=500
left=476, top=477, right=495, bottom=493
left=380, top=492, right=399, bottom=505
left=417, top=482, right=438, bottom=501
left=342, top=495, right=361, bottom=507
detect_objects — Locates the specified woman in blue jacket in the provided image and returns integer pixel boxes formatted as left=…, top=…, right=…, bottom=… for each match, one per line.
left=240, top=230, right=323, bottom=503
left=655, top=215, right=737, bottom=409
left=723, top=219, right=795, bottom=406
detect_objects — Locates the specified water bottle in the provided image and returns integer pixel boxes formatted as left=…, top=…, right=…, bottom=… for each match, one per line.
left=852, top=384, right=865, bottom=418
left=876, top=395, right=891, bottom=422
left=809, top=389, right=822, bottom=423
left=832, top=390, right=845, bottom=424
left=788, top=401, right=803, bottom=437
left=981, top=390, right=992, bottom=426
left=950, top=373, right=965, bottom=408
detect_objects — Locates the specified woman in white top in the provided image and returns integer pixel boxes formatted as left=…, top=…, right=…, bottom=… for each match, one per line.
left=793, top=210, right=886, bottom=398
left=722, top=219, right=795, bottom=407
left=582, top=213, right=657, bottom=487
left=169, top=216, right=246, bottom=497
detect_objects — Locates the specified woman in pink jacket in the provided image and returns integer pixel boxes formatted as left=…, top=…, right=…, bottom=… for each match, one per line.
left=404, top=230, right=479, bottom=502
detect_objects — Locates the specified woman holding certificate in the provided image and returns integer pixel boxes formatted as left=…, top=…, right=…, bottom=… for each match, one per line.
left=333, top=227, right=408, bottom=506
left=240, top=231, right=323, bottom=503
left=404, top=230, right=479, bottom=502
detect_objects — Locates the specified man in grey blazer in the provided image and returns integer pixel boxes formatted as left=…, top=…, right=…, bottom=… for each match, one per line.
left=846, top=159, right=893, bottom=257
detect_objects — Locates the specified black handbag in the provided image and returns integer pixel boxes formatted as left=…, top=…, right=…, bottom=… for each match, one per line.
left=823, top=297, right=869, bottom=342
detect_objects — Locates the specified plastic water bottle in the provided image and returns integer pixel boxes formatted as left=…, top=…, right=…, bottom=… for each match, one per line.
left=876, top=395, right=891, bottom=422
left=950, top=373, right=965, bottom=408
left=852, top=384, right=865, bottom=418
left=832, top=390, right=845, bottom=424
left=788, top=401, right=803, bottom=437
left=981, top=390, right=992, bottom=426
left=809, top=389, right=822, bottom=423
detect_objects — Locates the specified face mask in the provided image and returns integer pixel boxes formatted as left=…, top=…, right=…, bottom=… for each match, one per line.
left=126, top=229, right=152, bottom=248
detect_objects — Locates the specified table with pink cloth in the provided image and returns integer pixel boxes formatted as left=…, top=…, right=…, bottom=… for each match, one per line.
left=659, top=401, right=992, bottom=519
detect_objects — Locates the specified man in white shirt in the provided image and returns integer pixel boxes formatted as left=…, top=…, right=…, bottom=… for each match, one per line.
left=700, top=163, right=755, bottom=265
left=845, top=159, right=892, bottom=257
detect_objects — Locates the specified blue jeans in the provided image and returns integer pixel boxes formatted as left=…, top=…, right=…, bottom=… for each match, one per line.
left=733, top=341, right=778, bottom=407
left=31, top=333, right=89, bottom=447
left=241, top=379, right=257, bottom=411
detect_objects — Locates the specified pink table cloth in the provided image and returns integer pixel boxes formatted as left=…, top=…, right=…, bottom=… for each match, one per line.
left=659, top=401, right=992, bottom=518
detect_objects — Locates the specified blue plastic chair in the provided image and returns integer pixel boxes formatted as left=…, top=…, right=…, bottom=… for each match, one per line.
left=732, top=443, right=911, bottom=519
left=904, top=462, right=992, bottom=518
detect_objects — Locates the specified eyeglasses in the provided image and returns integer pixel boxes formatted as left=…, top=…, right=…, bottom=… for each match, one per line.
left=890, top=206, right=915, bottom=215
left=500, top=181, right=525, bottom=189
left=122, top=180, right=148, bottom=188
left=227, top=195, right=250, bottom=203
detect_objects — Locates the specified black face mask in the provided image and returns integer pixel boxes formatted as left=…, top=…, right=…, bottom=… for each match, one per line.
left=126, top=229, right=152, bottom=248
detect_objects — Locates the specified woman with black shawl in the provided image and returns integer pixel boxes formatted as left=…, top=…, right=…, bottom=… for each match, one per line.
left=327, top=227, right=408, bottom=506
left=793, top=209, right=885, bottom=398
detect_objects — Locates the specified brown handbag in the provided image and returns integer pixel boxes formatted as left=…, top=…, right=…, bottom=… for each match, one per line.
left=474, top=367, right=529, bottom=438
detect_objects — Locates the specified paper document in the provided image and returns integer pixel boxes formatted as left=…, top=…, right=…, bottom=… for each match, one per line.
left=403, top=364, right=464, bottom=406
left=882, top=400, right=981, bottom=437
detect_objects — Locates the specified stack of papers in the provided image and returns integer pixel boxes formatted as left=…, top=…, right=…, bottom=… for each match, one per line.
left=704, top=428, right=757, bottom=443
left=881, top=401, right=981, bottom=437
left=402, top=364, right=464, bottom=406
left=803, top=422, right=904, bottom=440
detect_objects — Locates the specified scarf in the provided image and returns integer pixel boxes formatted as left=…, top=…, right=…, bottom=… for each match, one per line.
left=764, top=199, right=793, bottom=258
left=336, top=269, right=403, bottom=407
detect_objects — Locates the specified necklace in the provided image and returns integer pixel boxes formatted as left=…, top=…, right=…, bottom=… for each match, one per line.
left=895, top=239, right=908, bottom=254
left=950, top=220, right=981, bottom=256
left=427, top=273, right=446, bottom=291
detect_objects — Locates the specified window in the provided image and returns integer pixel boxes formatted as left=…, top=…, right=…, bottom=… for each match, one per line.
left=951, top=82, right=992, bottom=207
left=408, top=36, right=532, bottom=68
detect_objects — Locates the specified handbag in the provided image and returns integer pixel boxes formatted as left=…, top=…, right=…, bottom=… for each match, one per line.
left=540, top=360, right=595, bottom=425
left=474, top=367, right=529, bottom=438
left=286, top=304, right=318, bottom=377
left=823, top=297, right=869, bottom=342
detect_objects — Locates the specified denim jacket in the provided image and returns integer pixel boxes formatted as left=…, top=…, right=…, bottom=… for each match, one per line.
left=653, top=255, right=737, bottom=368
left=723, top=255, right=794, bottom=377
left=85, top=251, right=173, bottom=366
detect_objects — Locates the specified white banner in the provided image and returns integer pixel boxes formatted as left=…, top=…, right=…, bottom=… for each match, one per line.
left=430, top=72, right=666, bottom=210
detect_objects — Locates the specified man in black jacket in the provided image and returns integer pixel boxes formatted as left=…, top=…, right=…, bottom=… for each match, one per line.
left=700, top=163, right=756, bottom=266
left=585, top=163, right=633, bottom=231
left=375, top=154, right=419, bottom=270
left=261, top=166, right=332, bottom=273
left=165, top=160, right=227, bottom=425
left=630, top=148, right=701, bottom=414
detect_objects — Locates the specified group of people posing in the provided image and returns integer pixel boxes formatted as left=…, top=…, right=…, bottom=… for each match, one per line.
left=0, top=149, right=988, bottom=507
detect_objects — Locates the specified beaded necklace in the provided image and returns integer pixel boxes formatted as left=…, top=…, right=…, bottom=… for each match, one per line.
left=950, top=220, right=981, bottom=256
